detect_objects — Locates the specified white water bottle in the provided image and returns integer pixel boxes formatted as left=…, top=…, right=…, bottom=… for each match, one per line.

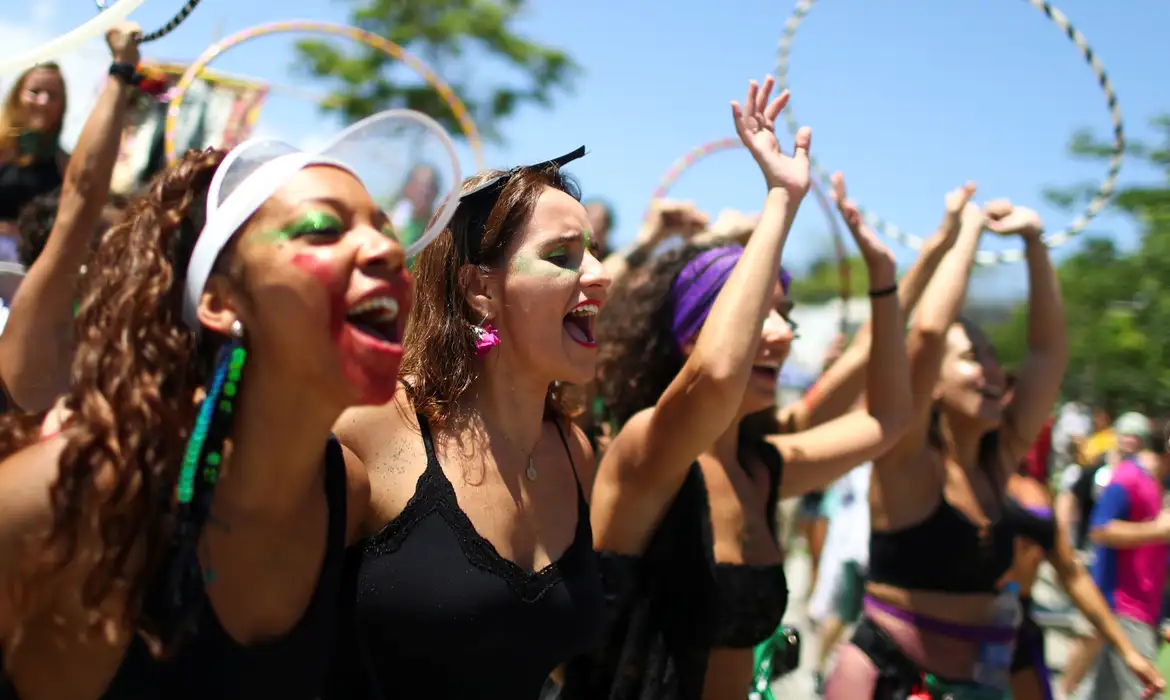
left=972, top=582, right=1022, bottom=690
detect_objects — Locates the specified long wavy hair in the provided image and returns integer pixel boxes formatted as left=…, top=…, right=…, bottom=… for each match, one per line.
left=0, top=147, right=233, bottom=649
left=927, top=317, right=1004, bottom=493
left=401, top=164, right=582, bottom=432
left=0, top=63, right=66, bottom=166
left=595, top=242, right=781, bottom=458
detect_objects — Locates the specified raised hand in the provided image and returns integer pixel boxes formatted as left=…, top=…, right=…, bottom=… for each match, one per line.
left=106, top=22, right=142, bottom=66
left=939, top=182, right=977, bottom=243
left=694, top=208, right=760, bottom=246
left=731, top=76, right=811, bottom=199
left=984, top=199, right=1044, bottom=238
left=643, top=199, right=710, bottom=243
left=830, top=171, right=894, bottom=273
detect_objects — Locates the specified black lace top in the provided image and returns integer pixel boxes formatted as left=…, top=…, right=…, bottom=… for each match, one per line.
left=560, top=442, right=787, bottom=700
left=326, top=412, right=604, bottom=700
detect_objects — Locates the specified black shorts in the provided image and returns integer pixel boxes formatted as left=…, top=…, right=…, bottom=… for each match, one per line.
left=1010, top=598, right=1046, bottom=672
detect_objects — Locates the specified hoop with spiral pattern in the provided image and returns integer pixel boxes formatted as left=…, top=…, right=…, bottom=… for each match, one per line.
left=648, top=138, right=854, bottom=317
left=97, top=0, right=200, bottom=44
left=776, top=0, right=1125, bottom=266
left=164, top=20, right=484, bottom=168
left=164, top=21, right=485, bottom=168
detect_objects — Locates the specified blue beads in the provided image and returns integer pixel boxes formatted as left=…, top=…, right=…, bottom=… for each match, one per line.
left=176, top=341, right=247, bottom=505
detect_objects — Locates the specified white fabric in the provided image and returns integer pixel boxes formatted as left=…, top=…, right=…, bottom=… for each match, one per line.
left=182, top=145, right=352, bottom=330
left=808, top=463, right=872, bottom=624
left=1054, top=401, right=1093, bottom=465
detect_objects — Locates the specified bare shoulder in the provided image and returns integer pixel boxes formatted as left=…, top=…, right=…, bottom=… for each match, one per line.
left=0, top=435, right=70, bottom=636
left=333, top=388, right=416, bottom=459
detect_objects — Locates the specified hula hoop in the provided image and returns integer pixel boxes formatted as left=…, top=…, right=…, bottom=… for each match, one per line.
left=165, top=21, right=484, bottom=169
left=98, top=0, right=199, bottom=44
left=648, top=138, right=853, bottom=318
left=776, top=0, right=1125, bottom=266
left=0, top=0, right=148, bottom=76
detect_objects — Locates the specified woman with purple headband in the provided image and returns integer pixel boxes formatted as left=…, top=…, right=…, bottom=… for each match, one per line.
left=558, top=75, right=913, bottom=700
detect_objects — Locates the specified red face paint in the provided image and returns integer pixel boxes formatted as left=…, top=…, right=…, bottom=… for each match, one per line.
left=291, top=250, right=407, bottom=406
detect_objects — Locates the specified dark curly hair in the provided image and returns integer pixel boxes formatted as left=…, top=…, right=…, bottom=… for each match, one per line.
left=0, top=147, right=236, bottom=651
left=401, top=164, right=582, bottom=432
left=595, top=242, right=781, bottom=454
left=14, top=189, right=130, bottom=267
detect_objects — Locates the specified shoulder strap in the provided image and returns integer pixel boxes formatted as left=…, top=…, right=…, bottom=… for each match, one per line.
left=551, top=418, right=584, bottom=495
left=323, top=437, right=348, bottom=553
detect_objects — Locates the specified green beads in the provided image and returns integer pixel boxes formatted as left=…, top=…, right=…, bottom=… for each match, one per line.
left=175, top=343, right=247, bottom=505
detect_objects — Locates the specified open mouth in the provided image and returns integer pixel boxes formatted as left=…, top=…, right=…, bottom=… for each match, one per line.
left=345, top=295, right=401, bottom=345
left=564, top=300, right=600, bottom=347
left=752, top=365, right=779, bottom=381
left=980, top=386, right=1003, bottom=400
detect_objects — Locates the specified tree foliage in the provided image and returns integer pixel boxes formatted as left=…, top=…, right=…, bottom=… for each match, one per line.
left=990, top=116, right=1170, bottom=413
left=788, top=255, right=870, bottom=305
left=293, top=0, right=579, bottom=142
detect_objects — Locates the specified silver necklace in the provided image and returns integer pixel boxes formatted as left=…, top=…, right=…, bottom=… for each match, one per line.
left=484, top=419, right=539, bottom=481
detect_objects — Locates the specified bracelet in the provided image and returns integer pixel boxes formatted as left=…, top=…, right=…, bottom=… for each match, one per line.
left=108, top=62, right=142, bottom=87
left=868, top=284, right=897, bottom=299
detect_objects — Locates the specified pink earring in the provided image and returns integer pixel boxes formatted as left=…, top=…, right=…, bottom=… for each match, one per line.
left=474, top=315, right=500, bottom=358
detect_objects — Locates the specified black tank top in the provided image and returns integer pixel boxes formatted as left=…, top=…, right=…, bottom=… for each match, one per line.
left=97, top=437, right=349, bottom=699
left=562, top=442, right=787, bottom=700
left=868, top=492, right=1015, bottom=594
left=328, top=412, right=603, bottom=699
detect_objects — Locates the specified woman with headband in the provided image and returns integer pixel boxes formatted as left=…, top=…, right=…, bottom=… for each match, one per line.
left=328, top=146, right=608, bottom=698
left=0, top=115, right=414, bottom=698
left=558, top=75, right=912, bottom=700
left=822, top=198, right=1068, bottom=700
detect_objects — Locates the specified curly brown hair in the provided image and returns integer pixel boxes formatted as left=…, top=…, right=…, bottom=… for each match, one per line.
left=595, top=242, right=781, bottom=452
left=401, top=164, right=582, bottom=432
left=0, top=147, right=233, bottom=649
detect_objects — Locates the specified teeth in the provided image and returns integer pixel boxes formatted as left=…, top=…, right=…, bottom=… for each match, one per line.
left=349, top=296, right=399, bottom=321
left=568, top=304, right=599, bottom=317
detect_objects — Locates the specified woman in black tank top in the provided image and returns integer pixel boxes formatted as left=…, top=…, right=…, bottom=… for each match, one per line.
left=0, top=61, right=68, bottom=249
left=824, top=197, right=1068, bottom=700
left=327, top=147, right=605, bottom=699
left=0, top=112, right=421, bottom=698
left=560, top=76, right=914, bottom=700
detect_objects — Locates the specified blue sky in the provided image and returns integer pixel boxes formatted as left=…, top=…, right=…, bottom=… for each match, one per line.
left=2, top=0, right=1166, bottom=300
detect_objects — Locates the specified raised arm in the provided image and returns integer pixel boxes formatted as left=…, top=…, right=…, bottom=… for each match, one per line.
left=779, top=179, right=975, bottom=433
left=598, top=76, right=809, bottom=533
left=772, top=193, right=912, bottom=497
left=987, top=202, right=1068, bottom=468
left=0, top=24, right=139, bottom=411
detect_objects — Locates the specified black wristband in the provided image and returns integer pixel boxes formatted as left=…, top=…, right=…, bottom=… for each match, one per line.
left=108, top=62, right=142, bottom=87
left=868, top=284, right=897, bottom=299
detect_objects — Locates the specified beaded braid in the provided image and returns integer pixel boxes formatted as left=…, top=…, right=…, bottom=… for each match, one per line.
left=146, top=320, right=247, bottom=647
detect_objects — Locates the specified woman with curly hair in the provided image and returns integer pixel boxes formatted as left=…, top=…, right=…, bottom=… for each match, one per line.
left=557, top=75, right=912, bottom=700
left=329, top=143, right=608, bottom=698
left=822, top=198, right=1071, bottom=700
left=0, top=116, right=413, bottom=698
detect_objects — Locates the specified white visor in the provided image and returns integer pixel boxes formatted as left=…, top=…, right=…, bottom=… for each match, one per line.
left=182, top=108, right=462, bottom=331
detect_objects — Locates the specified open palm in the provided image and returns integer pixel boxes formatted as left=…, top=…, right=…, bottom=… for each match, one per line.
left=731, top=75, right=811, bottom=200
left=830, top=171, right=894, bottom=271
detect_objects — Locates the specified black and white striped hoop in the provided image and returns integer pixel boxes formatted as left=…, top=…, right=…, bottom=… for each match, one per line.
left=96, top=0, right=201, bottom=44
left=776, top=0, right=1125, bottom=266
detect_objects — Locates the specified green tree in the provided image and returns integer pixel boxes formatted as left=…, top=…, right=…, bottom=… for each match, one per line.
left=294, top=0, right=578, bottom=142
left=989, top=116, right=1170, bottom=413
left=788, top=255, right=869, bottom=305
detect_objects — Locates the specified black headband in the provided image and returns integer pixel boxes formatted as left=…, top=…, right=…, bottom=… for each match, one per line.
left=455, top=146, right=586, bottom=264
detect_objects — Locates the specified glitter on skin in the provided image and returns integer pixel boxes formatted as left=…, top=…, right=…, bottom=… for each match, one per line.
left=253, top=210, right=345, bottom=245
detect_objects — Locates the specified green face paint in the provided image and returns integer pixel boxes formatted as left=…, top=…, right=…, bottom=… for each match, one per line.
left=255, top=210, right=345, bottom=245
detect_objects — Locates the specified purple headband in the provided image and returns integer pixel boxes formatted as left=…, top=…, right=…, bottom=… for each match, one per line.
left=670, top=246, right=791, bottom=347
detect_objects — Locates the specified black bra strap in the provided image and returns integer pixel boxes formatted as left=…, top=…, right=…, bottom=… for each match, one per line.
left=550, top=418, right=581, bottom=485
left=323, top=437, right=349, bottom=554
